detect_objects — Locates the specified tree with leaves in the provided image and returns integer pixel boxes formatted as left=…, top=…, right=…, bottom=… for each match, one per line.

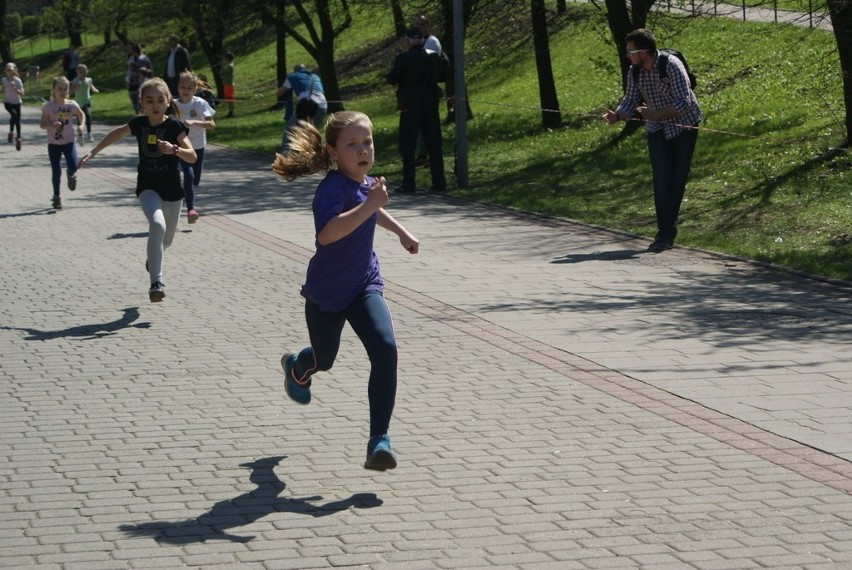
left=260, top=0, right=352, bottom=113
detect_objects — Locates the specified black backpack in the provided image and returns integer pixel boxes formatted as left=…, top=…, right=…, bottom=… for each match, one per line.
left=632, top=48, right=696, bottom=90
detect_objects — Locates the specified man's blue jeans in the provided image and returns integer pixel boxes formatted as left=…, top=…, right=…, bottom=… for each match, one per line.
left=292, top=291, right=398, bottom=437
left=647, top=126, right=698, bottom=243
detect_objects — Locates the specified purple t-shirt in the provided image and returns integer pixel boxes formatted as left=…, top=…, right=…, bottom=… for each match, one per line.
left=301, top=170, right=383, bottom=312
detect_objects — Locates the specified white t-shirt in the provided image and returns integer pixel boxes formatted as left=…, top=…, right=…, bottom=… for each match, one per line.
left=3, top=76, right=24, bottom=104
left=175, top=96, right=215, bottom=149
left=424, top=35, right=442, bottom=55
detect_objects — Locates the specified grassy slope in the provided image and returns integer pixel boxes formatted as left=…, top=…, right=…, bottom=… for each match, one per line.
left=12, top=4, right=851, bottom=281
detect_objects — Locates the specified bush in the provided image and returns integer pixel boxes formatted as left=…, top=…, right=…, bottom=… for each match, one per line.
left=22, top=15, right=42, bottom=38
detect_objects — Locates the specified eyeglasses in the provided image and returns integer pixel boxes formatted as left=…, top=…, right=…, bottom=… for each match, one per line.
left=625, top=49, right=646, bottom=56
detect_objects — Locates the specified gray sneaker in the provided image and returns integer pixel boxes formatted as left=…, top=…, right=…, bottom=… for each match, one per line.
left=148, top=281, right=165, bottom=302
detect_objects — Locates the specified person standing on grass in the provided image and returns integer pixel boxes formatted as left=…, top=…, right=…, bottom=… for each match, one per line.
left=174, top=71, right=216, bottom=224
left=62, top=43, right=80, bottom=82
left=3, top=62, right=24, bottom=151
left=603, top=28, right=701, bottom=253
left=70, top=64, right=99, bottom=143
left=387, top=26, right=448, bottom=193
left=40, top=77, right=85, bottom=210
left=276, top=64, right=327, bottom=153
left=164, top=34, right=191, bottom=97
left=271, top=111, right=420, bottom=472
left=78, top=78, right=196, bottom=303
left=126, top=42, right=152, bottom=114
left=222, top=51, right=235, bottom=117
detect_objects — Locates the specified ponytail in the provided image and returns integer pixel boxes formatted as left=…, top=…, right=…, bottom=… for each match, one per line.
left=272, top=120, right=333, bottom=181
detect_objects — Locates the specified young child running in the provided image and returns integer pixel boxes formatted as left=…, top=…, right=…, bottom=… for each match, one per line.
left=174, top=71, right=215, bottom=224
left=3, top=62, right=24, bottom=151
left=271, top=111, right=420, bottom=471
left=79, top=77, right=196, bottom=302
left=70, top=64, right=99, bottom=143
left=40, top=77, right=84, bottom=210
left=221, top=52, right=235, bottom=118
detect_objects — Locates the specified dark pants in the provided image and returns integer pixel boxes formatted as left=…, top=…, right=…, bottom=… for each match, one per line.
left=398, top=105, right=446, bottom=192
left=5, top=103, right=21, bottom=138
left=128, top=89, right=140, bottom=114
left=291, top=291, right=398, bottom=437
left=48, top=142, right=78, bottom=196
left=166, top=76, right=179, bottom=97
left=180, top=147, right=205, bottom=210
left=647, top=126, right=699, bottom=243
left=80, top=104, right=92, bottom=134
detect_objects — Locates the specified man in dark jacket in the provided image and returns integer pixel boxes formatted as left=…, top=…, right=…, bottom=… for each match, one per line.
left=387, top=27, right=448, bottom=193
left=164, top=34, right=191, bottom=96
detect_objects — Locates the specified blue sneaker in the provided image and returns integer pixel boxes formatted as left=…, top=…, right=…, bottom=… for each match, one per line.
left=364, top=434, right=397, bottom=471
left=281, top=353, right=311, bottom=404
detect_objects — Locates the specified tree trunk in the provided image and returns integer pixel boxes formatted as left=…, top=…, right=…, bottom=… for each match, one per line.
left=602, top=0, right=654, bottom=89
left=65, top=11, right=83, bottom=47
left=0, top=0, right=12, bottom=63
left=828, top=0, right=852, bottom=145
left=531, top=0, right=561, bottom=128
left=391, top=0, right=405, bottom=37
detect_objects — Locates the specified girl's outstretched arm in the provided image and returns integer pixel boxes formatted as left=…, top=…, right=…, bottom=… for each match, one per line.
left=377, top=208, right=420, bottom=254
left=78, top=124, right=131, bottom=167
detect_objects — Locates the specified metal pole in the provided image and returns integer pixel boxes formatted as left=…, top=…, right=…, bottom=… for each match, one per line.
left=453, top=0, right=469, bottom=189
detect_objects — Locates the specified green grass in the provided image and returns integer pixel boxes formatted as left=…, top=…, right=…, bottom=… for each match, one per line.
left=12, top=4, right=851, bottom=281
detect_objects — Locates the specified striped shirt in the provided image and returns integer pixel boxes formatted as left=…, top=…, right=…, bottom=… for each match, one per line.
left=616, top=52, right=701, bottom=140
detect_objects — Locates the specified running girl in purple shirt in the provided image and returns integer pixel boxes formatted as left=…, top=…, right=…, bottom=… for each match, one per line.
left=272, top=111, right=420, bottom=471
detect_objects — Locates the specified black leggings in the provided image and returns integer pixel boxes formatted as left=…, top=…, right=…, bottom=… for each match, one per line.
left=4, top=103, right=21, bottom=138
left=80, top=104, right=92, bottom=134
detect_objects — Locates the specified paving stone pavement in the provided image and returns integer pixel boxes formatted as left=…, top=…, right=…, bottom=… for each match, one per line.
left=1, top=106, right=851, bottom=569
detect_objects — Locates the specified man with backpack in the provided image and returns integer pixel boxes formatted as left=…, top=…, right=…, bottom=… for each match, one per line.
left=603, top=28, right=701, bottom=253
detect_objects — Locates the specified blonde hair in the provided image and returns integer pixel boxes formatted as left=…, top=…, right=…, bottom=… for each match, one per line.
left=178, top=70, right=197, bottom=88
left=76, top=63, right=88, bottom=72
left=4, top=62, right=19, bottom=76
left=272, top=111, right=372, bottom=181
left=51, top=76, right=70, bottom=91
left=139, top=77, right=180, bottom=117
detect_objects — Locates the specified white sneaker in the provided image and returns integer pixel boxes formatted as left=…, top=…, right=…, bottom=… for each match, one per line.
left=86, top=133, right=93, bottom=143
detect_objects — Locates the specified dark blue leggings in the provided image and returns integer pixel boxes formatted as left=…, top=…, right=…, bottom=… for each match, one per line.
left=179, top=146, right=205, bottom=210
left=80, top=104, right=92, bottom=134
left=5, top=103, right=21, bottom=138
left=48, top=142, right=78, bottom=196
left=291, top=291, right=398, bottom=436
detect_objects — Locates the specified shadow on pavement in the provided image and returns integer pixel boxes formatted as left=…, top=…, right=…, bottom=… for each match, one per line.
left=1, top=307, right=150, bottom=340
left=118, top=456, right=383, bottom=544
left=0, top=209, right=56, bottom=219
left=551, top=249, right=646, bottom=263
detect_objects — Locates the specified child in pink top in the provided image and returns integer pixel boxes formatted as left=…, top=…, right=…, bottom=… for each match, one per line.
left=40, top=76, right=84, bottom=209
left=3, top=62, right=24, bottom=150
